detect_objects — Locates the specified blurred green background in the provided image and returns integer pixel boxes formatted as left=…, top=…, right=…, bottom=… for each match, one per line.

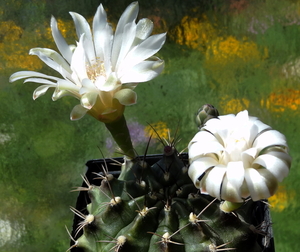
left=0, top=0, right=299, bottom=251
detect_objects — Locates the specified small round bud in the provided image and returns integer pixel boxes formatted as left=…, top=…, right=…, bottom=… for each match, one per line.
left=195, top=104, right=219, bottom=129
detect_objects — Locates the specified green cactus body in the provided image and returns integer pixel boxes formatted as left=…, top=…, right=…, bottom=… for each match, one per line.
left=70, top=146, right=269, bottom=252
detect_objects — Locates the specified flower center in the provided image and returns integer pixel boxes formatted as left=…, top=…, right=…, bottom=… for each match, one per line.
left=86, top=58, right=106, bottom=82
left=221, top=128, right=249, bottom=163
left=225, top=135, right=248, bottom=161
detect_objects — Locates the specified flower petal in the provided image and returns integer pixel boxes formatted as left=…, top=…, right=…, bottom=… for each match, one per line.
left=70, top=35, right=88, bottom=82
left=241, top=147, right=258, bottom=168
left=70, top=104, right=88, bottom=120
left=265, top=149, right=292, bottom=167
left=115, top=21, right=137, bottom=71
left=50, top=16, right=73, bottom=63
left=135, top=18, right=153, bottom=41
left=253, top=153, right=290, bottom=182
left=114, top=89, right=137, bottom=106
left=101, top=72, right=119, bottom=92
left=24, top=78, right=57, bottom=85
left=9, top=71, right=60, bottom=82
left=189, top=130, right=219, bottom=147
left=92, top=4, right=113, bottom=61
left=253, top=129, right=288, bottom=152
left=70, top=11, right=95, bottom=63
left=30, top=47, right=71, bottom=73
left=111, top=1, right=139, bottom=67
left=244, top=168, right=277, bottom=201
left=81, top=92, right=98, bottom=110
left=32, top=84, right=55, bottom=100
left=203, top=118, right=228, bottom=145
left=221, top=175, right=243, bottom=202
left=235, top=110, right=249, bottom=121
left=29, top=48, right=70, bottom=78
left=57, top=79, right=80, bottom=93
left=52, top=89, right=75, bottom=101
left=189, top=142, right=223, bottom=163
left=252, top=118, right=271, bottom=133
left=122, top=83, right=138, bottom=90
left=118, top=32, right=166, bottom=72
left=203, top=166, right=227, bottom=199
left=188, top=131, right=224, bottom=162
left=80, top=78, right=98, bottom=95
left=119, top=58, right=164, bottom=83
left=226, top=161, right=245, bottom=192
left=101, top=107, right=117, bottom=115
left=188, top=157, right=219, bottom=188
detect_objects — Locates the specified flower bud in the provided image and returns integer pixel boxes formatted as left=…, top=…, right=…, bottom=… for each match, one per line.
left=195, top=104, right=219, bottom=129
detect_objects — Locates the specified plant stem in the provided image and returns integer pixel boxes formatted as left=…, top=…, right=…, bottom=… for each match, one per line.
left=105, top=114, right=136, bottom=159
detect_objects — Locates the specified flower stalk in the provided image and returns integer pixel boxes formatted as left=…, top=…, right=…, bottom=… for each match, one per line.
left=104, top=114, right=135, bottom=159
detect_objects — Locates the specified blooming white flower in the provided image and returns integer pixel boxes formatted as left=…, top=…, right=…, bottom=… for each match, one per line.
left=9, top=2, right=166, bottom=123
left=188, top=110, right=291, bottom=203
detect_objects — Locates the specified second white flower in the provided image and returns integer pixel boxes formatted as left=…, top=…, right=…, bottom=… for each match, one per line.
left=188, top=110, right=291, bottom=202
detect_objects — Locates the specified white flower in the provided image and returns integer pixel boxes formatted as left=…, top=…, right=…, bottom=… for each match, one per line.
left=188, top=110, right=291, bottom=203
left=9, top=2, right=166, bottom=123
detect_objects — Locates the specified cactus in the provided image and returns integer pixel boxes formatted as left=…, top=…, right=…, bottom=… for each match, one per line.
left=7, top=1, right=286, bottom=250
left=69, top=138, right=271, bottom=252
